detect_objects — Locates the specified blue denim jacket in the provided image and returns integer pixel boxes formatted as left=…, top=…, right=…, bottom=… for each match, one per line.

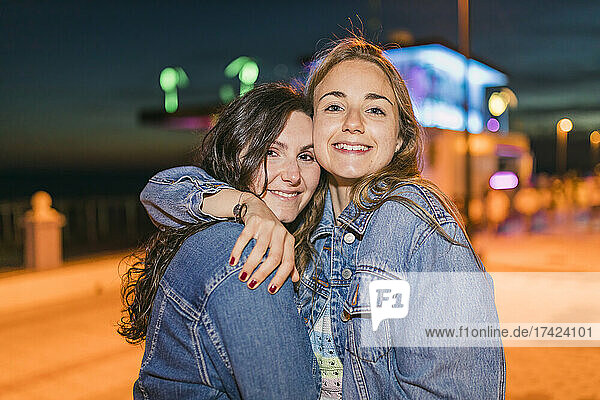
left=135, top=222, right=319, bottom=399
left=141, top=166, right=506, bottom=399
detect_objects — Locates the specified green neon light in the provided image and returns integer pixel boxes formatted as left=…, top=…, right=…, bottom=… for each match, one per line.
left=165, top=91, right=178, bottom=113
left=160, top=66, right=189, bottom=113
left=239, top=62, right=259, bottom=85
left=224, top=56, right=251, bottom=78
left=176, top=67, right=189, bottom=88
left=160, top=68, right=178, bottom=91
left=223, top=57, right=259, bottom=98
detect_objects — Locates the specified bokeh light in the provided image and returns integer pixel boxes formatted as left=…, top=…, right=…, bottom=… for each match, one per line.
left=489, top=171, right=519, bottom=190
left=590, top=130, right=600, bottom=145
left=488, top=92, right=508, bottom=116
left=164, top=91, right=178, bottom=113
left=219, top=84, right=235, bottom=103
left=558, top=118, right=573, bottom=133
left=159, top=67, right=178, bottom=91
left=487, top=117, right=500, bottom=132
left=239, top=61, right=259, bottom=85
left=224, top=56, right=251, bottom=78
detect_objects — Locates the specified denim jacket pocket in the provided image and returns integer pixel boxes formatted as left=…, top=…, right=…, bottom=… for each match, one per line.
left=342, top=265, right=404, bottom=363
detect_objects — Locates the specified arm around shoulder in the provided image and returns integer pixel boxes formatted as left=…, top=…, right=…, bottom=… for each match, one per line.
left=140, top=166, right=234, bottom=229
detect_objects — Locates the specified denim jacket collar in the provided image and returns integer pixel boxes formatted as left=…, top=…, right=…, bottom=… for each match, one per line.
left=309, top=189, right=375, bottom=244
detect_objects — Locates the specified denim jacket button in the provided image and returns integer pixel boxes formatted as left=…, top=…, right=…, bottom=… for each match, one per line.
left=341, top=268, right=353, bottom=280
left=343, top=232, right=355, bottom=244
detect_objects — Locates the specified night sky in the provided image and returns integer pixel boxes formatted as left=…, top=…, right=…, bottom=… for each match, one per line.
left=1, top=1, right=599, bottom=196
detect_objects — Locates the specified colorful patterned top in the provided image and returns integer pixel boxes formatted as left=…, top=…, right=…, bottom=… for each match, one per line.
left=309, top=300, right=343, bottom=399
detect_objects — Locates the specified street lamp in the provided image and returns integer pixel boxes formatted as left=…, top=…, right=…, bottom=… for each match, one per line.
left=591, top=130, right=600, bottom=167
left=556, top=118, right=573, bottom=174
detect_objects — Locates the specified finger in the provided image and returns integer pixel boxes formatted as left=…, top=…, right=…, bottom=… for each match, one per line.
left=266, top=235, right=296, bottom=294
left=242, top=221, right=283, bottom=285
left=230, top=225, right=255, bottom=274
left=242, top=235, right=271, bottom=288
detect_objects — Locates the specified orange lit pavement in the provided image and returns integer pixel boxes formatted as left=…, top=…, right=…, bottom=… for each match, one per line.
left=1, top=231, right=599, bottom=399
left=0, top=254, right=143, bottom=400
left=475, top=230, right=600, bottom=400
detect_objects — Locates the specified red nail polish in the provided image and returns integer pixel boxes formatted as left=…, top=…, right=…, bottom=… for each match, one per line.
left=248, top=279, right=257, bottom=289
left=239, top=271, right=248, bottom=281
left=268, top=284, right=277, bottom=294
left=229, top=257, right=235, bottom=265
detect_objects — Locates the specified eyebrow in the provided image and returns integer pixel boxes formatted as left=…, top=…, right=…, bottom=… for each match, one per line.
left=271, top=141, right=314, bottom=152
left=318, top=91, right=393, bottom=106
left=365, top=92, right=394, bottom=106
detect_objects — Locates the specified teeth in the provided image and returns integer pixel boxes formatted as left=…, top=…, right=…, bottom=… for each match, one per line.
left=271, top=190, right=299, bottom=198
left=334, top=143, right=370, bottom=151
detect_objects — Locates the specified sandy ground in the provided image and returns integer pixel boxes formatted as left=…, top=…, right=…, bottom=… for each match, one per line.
left=1, top=231, right=599, bottom=399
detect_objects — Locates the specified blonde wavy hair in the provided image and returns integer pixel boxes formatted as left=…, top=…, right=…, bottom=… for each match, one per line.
left=304, top=36, right=472, bottom=255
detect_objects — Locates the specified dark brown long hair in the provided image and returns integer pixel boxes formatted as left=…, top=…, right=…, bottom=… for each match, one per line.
left=118, top=83, right=324, bottom=344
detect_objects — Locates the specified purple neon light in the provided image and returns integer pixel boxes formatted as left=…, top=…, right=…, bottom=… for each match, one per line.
left=487, top=118, right=500, bottom=132
left=489, top=171, right=518, bottom=190
left=496, top=144, right=522, bottom=158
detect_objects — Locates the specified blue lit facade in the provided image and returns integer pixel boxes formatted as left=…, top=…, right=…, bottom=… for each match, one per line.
left=384, top=44, right=508, bottom=134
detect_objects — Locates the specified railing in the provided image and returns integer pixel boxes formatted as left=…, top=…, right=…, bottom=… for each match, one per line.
left=0, top=195, right=155, bottom=269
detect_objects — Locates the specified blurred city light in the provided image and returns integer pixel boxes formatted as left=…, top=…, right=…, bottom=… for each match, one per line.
left=556, top=118, right=573, bottom=173
left=487, top=117, right=500, bottom=132
left=489, top=171, right=519, bottom=190
left=175, top=67, right=189, bottom=88
left=159, top=67, right=189, bottom=113
left=219, top=84, right=235, bottom=103
left=159, top=68, right=178, bottom=91
left=384, top=44, right=507, bottom=133
left=488, top=92, right=508, bottom=116
left=239, top=62, right=259, bottom=85
left=164, top=92, right=178, bottom=113
left=590, top=130, right=600, bottom=145
left=224, top=56, right=251, bottom=78
left=558, top=118, right=573, bottom=133
left=223, top=56, right=259, bottom=98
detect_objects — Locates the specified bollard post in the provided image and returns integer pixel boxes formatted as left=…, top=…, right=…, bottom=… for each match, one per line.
left=23, top=191, right=66, bottom=270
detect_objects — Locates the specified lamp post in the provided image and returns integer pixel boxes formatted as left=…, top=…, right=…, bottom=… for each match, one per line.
left=591, top=130, right=600, bottom=167
left=556, top=118, right=573, bottom=174
left=458, top=0, right=472, bottom=232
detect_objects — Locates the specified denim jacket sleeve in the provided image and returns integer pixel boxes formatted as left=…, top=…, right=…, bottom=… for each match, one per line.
left=140, top=166, right=233, bottom=229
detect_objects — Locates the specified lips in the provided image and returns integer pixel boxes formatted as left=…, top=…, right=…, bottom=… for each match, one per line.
left=332, top=142, right=372, bottom=153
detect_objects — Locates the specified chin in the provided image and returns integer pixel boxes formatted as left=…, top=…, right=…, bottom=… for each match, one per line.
left=277, top=215, right=296, bottom=224
left=330, top=168, right=370, bottom=181
left=270, top=208, right=296, bottom=224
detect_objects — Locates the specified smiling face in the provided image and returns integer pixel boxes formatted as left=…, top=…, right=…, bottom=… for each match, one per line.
left=312, top=59, right=401, bottom=184
left=250, top=111, right=321, bottom=223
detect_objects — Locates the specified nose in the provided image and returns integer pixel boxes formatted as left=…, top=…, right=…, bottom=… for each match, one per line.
left=281, top=158, right=301, bottom=186
left=342, top=108, right=364, bottom=134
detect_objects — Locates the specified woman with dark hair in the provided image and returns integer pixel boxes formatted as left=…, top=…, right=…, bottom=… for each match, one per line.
left=140, top=37, right=505, bottom=398
left=119, top=83, right=323, bottom=399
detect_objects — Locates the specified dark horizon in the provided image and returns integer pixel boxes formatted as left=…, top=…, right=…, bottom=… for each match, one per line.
left=2, top=1, right=599, bottom=173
